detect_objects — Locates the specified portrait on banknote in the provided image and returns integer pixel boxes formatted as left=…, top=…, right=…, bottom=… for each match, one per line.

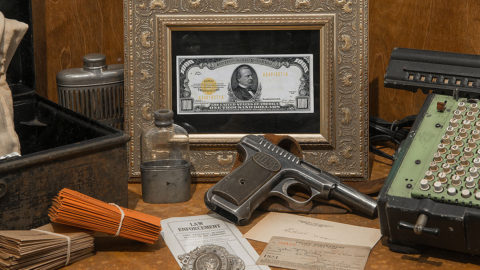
left=124, top=1, right=369, bottom=180
left=231, top=64, right=258, bottom=101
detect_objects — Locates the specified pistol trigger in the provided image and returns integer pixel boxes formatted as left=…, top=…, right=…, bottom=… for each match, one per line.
left=310, top=188, right=322, bottom=200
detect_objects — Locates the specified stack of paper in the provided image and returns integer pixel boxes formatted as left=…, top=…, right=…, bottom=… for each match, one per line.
left=245, top=213, right=382, bottom=270
left=48, top=188, right=161, bottom=244
left=0, top=223, right=94, bottom=270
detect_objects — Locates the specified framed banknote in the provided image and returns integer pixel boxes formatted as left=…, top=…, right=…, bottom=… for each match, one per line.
left=124, top=0, right=369, bottom=181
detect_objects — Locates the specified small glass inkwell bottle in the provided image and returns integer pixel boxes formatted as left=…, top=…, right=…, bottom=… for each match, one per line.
left=140, top=109, right=191, bottom=203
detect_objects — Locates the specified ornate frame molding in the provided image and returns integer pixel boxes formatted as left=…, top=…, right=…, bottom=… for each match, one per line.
left=124, top=0, right=369, bottom=181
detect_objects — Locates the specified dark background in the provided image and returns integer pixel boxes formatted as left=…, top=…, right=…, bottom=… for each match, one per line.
left=171, top=30, right=321, bottom=134
left=0, top=0, right=35, bottom=92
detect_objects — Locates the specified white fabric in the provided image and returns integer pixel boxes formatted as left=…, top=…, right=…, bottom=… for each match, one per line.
left=0, top=12, right=27, bottom=157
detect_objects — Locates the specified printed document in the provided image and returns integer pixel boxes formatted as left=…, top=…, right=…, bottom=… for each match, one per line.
left=161, top=214, right=269, bottom=270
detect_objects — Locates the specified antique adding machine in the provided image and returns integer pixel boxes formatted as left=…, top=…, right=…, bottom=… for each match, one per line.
left=379, top=48, right=480, bottom=255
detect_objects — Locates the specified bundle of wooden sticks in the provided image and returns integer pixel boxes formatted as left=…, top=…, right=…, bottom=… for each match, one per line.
left=49, top=188, right=161, bottom=244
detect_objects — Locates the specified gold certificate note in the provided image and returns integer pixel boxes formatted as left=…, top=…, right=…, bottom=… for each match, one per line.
left=176, top=54, right=314, bottom=114
left=257, top=236, right=371, bottom=270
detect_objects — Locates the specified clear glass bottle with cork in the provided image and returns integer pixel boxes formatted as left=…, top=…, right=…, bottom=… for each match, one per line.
left=140, top=109, right=191, bottom=203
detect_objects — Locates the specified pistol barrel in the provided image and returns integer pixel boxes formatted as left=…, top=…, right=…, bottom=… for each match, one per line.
left=330, top=184, right=378, bottom=217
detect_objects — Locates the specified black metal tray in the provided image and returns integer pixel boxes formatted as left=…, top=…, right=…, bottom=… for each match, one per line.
left=0, top=89, right=129, bottom=229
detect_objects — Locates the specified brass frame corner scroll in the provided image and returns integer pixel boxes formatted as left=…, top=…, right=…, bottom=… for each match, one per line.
left=124, top=0, right=369, bottom=181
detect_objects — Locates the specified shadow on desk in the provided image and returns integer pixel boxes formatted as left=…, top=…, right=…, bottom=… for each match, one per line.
left=128, top=189, right=140, bottom=209
left=378, top=236, right=480, bottom=269
left=399, top=249, right=480, bottom=268
left=94, top=235, right=165, bottom=252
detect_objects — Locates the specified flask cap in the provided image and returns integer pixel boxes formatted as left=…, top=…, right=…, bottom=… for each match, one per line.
left=83, top=53, right=107, bottom=69
left=154, top=109, right=173, bottom=127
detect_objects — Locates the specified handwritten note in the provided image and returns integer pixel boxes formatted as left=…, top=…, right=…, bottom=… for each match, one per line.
left=257, top=236, right=371, bottom=270
left=244, top=212, right=381, bottom=249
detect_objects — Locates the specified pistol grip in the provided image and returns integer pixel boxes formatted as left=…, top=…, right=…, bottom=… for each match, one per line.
left=212, top=152, right=281, bottom=206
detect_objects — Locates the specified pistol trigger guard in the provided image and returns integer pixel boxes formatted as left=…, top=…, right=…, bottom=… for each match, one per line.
left=270, top=178, right=313, bottom=208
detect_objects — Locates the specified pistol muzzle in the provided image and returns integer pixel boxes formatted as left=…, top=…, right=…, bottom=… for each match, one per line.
left=330, top=184, right=378, bottom=218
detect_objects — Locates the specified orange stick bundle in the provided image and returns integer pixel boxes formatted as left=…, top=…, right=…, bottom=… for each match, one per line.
left=48, top=188, right=161, bottom=244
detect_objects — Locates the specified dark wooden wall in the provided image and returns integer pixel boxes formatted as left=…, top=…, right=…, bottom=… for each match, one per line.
left=31, top=0, right=480, bottom=121
left=31, top=0, right=124, bottom=101
left=370, top=0, right=480, bottom=121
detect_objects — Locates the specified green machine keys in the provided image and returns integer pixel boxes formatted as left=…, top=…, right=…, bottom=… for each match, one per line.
left=389, top=95, right=480, bottom=206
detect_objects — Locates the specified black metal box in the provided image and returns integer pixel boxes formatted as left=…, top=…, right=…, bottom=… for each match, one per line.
left=0, top=1, right=129, bottom=230
left=0, top=90, right=129, bottom=230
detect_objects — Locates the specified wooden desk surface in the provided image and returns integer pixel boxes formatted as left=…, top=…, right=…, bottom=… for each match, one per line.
left=64, top=154, right=480, bottom=270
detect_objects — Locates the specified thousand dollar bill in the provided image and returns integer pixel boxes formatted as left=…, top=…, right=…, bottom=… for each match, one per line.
left=176, top=54, right=314, bottom=114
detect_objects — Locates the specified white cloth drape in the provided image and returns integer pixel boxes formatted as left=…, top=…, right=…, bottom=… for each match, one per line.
left=0, top=12, right=28, bottom=158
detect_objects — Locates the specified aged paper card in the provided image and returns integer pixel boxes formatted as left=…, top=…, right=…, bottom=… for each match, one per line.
left=257, top=236, right=370, bottom=270
left=244, top=212, right=381, bottom=249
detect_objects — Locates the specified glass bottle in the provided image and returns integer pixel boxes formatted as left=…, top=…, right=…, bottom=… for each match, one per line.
left=140, top=109, right=191, bottom=203
left=141, top=109, right=189, bottom=164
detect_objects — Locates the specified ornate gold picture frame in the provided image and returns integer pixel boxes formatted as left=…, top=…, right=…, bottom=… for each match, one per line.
left=124, top=0, right=369, bottom=181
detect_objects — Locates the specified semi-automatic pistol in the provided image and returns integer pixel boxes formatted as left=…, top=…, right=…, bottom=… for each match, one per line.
left=204, top=135, right=377, bottom=225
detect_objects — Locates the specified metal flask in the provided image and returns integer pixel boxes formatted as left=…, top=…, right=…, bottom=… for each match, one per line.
left=56, top=54, right=124, bottom=129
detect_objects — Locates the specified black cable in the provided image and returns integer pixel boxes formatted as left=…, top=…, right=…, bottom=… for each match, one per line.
left=369, top=115, right=416, bottom=161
